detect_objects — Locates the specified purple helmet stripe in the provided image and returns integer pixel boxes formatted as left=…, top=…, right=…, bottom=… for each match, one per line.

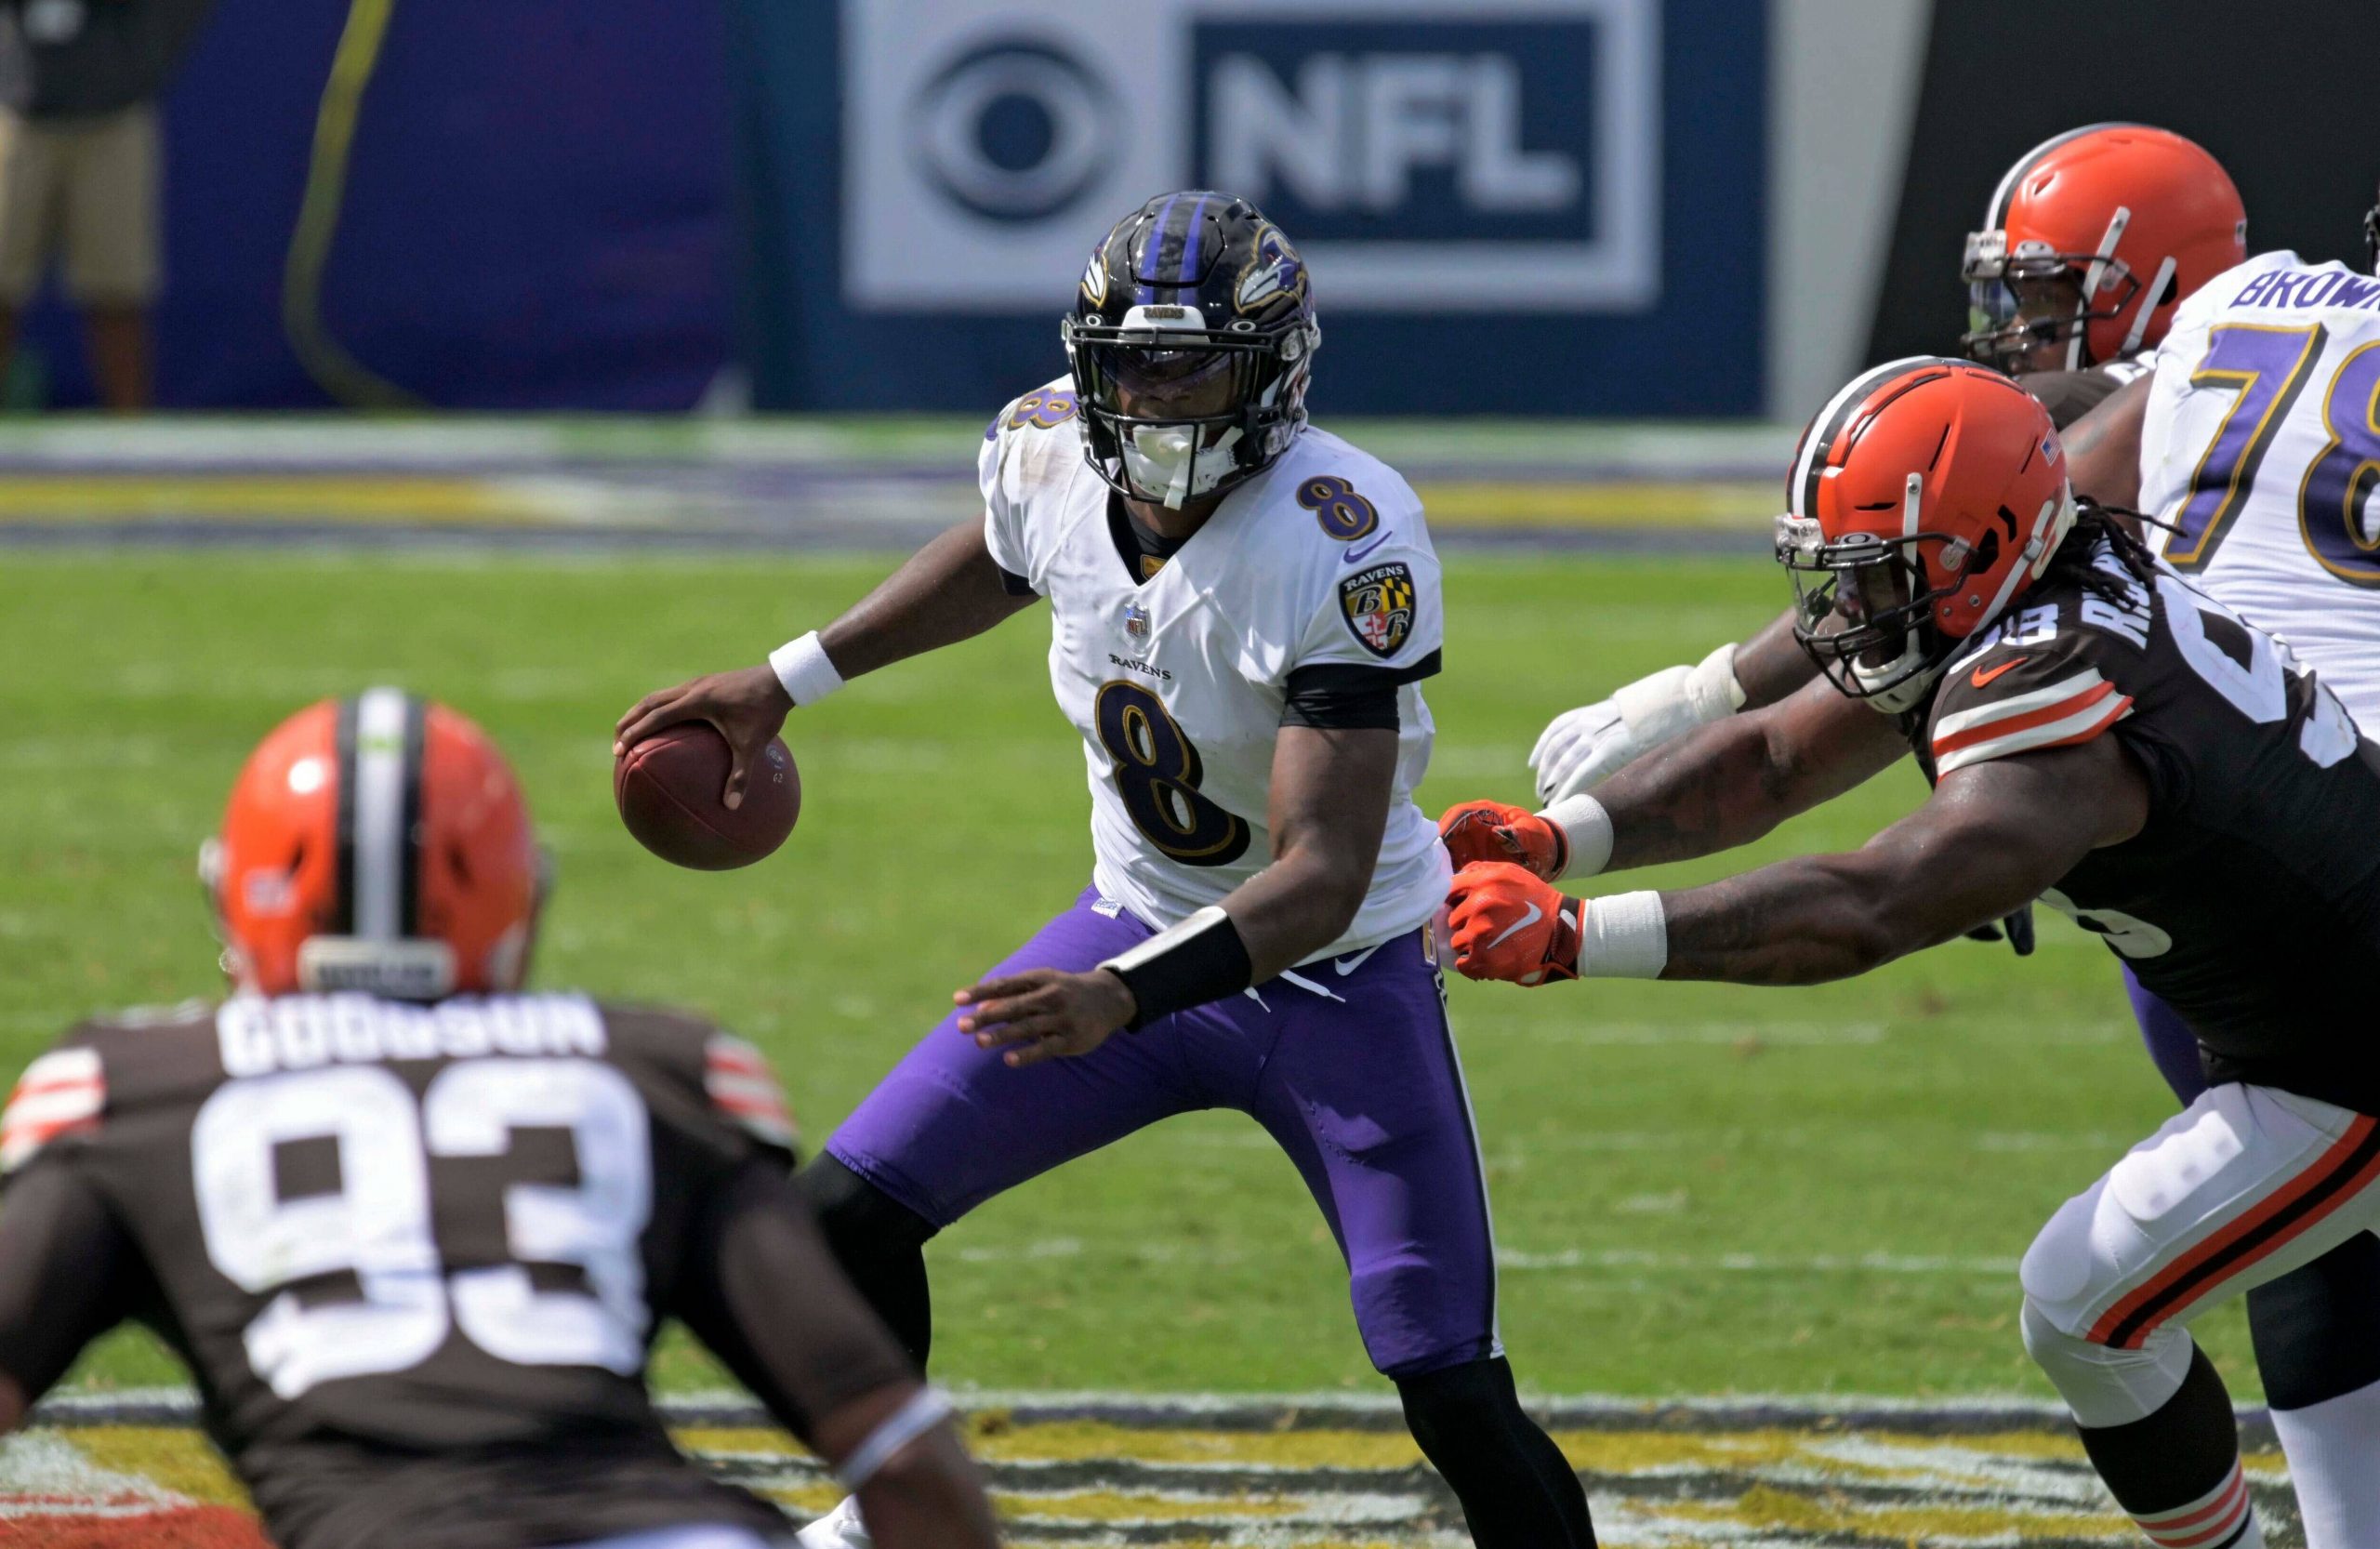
left=1178, top=192, right=1211, bottom=285
left=1136, top=193, right=1181, bottom=285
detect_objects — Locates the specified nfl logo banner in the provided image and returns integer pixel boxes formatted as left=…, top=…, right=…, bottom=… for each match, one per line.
left=738, top=0, right=1766, bottom=415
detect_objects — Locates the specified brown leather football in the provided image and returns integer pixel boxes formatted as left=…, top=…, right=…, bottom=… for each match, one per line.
left=614, top=723, right=799, bottom=870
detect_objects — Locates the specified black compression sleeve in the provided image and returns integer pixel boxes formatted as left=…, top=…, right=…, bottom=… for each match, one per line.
left=1279, top=654, right=1441, bottom=731
left=997, top=566, right=1036, bottom=597
left=1280, top=683, right=1400, bottom=730
left=0, top=1162, right=135, bottom=1401
left=671, top=1158, right=917, bottom=1445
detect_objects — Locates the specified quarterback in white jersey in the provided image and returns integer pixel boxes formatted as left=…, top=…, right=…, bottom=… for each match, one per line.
left=618, top=191, right=1596, bottom=1549
left=979, top=376, right=1447, bottom=954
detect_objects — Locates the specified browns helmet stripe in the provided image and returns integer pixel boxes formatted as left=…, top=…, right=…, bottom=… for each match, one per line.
left=1788, top=357, right=1942, bottom=523
left=348, top=687, right=420, bottom=941
left=1982, top=122, right=2142, bottom=230
left=396, top=691, right=427, bottom=935
left=331, top=695, right=359, bottom=933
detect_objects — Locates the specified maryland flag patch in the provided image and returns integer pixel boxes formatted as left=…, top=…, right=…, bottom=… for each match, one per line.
left=1339, top=562, right=1417, bottom=659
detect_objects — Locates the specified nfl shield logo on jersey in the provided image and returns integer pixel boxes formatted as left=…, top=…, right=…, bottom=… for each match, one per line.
left=1124, top=602, right=1152, bottom=640
left=1339, top=563, right=1417, bottom=658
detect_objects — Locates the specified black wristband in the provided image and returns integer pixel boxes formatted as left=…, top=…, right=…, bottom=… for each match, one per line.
left=1099, top=907, right=1254, bottom=1030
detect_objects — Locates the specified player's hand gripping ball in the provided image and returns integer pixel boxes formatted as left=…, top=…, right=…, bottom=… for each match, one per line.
left=1446, top=862, right=1580, bottom=986
left=1438, top=800, right=1566, bottom=879
left=614, top=665, right=801, bottom=869
left=614, top=724, right=800, bottom=870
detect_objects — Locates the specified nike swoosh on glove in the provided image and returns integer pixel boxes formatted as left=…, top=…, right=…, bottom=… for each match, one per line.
left=1446, top=861, right=1580, bottom=986
left=1438, top=800, right=1566, bottom=878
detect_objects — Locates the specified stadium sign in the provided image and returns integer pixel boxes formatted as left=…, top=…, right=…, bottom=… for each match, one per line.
left=843, top=0, right=1659, bottom=312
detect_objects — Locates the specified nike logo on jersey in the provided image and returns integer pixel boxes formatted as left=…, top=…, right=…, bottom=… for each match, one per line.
left=1971, top=656, right=2024, bottom=688
left=1333, top=945, right=1382, bottom=975
left=1488, top=901, right=1542, bottom=949
left=1343, top=532, right=1392, bottom=565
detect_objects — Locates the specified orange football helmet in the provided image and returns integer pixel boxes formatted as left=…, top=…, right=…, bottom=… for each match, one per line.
left=1778, top=359, right=2076, bottom=711
left=201, top=690, right=546, bottom=999
left=1962, top=123, right=2246, bottom=371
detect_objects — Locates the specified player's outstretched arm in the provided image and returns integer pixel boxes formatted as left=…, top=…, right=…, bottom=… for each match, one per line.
left=675, top=1159, right=1001, bottom=1548
left=614, top=518, right=1038, bottom=805
left=1448, top=736, right=2144, bottom=988
left=1528, top=609, right=1823, bottom=804
left=1447, top=673, right=1907, bottom=880
left=956, top=724, right=1397, bottom=1066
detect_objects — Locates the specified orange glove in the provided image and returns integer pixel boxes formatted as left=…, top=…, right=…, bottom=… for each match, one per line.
left=1437, top=800, right=1566, bottom=879
left=1446, top=862, right=1581, bottom=986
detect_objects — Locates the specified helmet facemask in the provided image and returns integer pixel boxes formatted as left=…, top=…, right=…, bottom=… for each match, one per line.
left=1961, top=229, right=2144, bottom=373
left=1778, top=511, right=1972, bottom=715
left=1065, top=303, right=1316, bottom=510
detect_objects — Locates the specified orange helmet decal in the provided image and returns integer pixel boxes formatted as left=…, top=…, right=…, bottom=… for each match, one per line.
left=1778, top=360, right=2076, bottom=710
left=1963, top=123, right=2247, bottom=370
left=205, top=690, right=544, bottom=999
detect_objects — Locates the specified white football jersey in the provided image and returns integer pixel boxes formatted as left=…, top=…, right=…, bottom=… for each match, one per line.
left=2139, top=250, right=2380, bottom=721
left=979, top=377, right=1449, bottom=959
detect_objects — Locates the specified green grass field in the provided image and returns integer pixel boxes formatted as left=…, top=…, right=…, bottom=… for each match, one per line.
left=3, top=547, right=2241, bottom=1404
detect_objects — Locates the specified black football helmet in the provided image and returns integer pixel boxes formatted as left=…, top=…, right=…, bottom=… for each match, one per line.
left=1062, top=191, right=1319, bottom=508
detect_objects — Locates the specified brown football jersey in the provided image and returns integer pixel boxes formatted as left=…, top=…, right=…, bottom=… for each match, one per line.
left=1908, top=533, right=2380, bottom=1107
left=0, top=994, right=906, bottom=1549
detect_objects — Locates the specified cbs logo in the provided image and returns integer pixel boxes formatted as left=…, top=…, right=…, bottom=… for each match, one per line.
left=908, top=37, right=1119, bottom=223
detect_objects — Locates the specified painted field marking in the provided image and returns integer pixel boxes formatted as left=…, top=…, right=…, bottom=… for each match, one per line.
left=15, top=1393, right=2301, bottom=1548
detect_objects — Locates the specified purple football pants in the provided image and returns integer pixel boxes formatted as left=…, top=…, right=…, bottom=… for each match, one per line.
left=2122, top=962, right=2207, bottom=1105
left=826, top=888, right=1501, bottom=1379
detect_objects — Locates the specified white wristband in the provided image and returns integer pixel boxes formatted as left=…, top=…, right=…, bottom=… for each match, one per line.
left=769, top=630, right=846, bottom=708
left=836, top=1385, right=955, bottom=1491
left=1577, top=890, right=1668, bottom=979
left=1541, top=793, right=1614, bottom=880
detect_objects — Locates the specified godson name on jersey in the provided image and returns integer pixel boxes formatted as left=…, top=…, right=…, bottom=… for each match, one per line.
left=2140, top=249, right=2380, bottom=723
left=980, top=379, right=1450, bottom=958
left=0, top=996, right=814, bottom=1549
left=1911, top=536, right=2380, bottom=1111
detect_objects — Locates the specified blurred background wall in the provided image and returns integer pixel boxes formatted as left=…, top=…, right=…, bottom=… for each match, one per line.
left=11, top=0, right=2368, bottom=419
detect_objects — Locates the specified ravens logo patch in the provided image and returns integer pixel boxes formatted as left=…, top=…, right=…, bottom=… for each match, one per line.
left=1339, top=563, right=1417, bottom=658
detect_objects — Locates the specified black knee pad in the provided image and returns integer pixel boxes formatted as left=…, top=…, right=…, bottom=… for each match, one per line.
left=795, top=1154, right=938, bottom=1369
left=2250, top=1232, right=2380, bottom=1410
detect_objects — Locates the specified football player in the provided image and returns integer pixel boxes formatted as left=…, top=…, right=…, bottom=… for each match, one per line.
left=1457, top=189, right=2380, bottom=1548
left=1528, top=123, right=2244, bottom=803
left=1443, top=361, right=2380, bottom=1549
left=615, top=192, right=1597, bottom=1549
left=0, top=692, right=998, bottom=1549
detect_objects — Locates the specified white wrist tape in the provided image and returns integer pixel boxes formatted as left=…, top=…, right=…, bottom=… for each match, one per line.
left=769, top=630, right=846, bottom=708
left=1688, top=641, right=1751, bottom=716
left=1576, top=891, right=1668, bottom=979
left=1610, top=642, right=1746, bottom=747
left=836, top=1385, right=955, bottom=1491
left=1541, top=793, right=1614, bottom=880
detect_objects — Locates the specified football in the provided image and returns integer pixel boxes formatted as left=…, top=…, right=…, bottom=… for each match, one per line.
left=614, top=723, right=800, bottom=869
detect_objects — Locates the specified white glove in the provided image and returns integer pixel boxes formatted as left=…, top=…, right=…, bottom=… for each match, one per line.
left=1528, top=642, right=1747, bottom=804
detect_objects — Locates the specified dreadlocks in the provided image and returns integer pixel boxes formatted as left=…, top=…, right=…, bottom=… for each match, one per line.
left=2040, top=496, right=2162, bottom=605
